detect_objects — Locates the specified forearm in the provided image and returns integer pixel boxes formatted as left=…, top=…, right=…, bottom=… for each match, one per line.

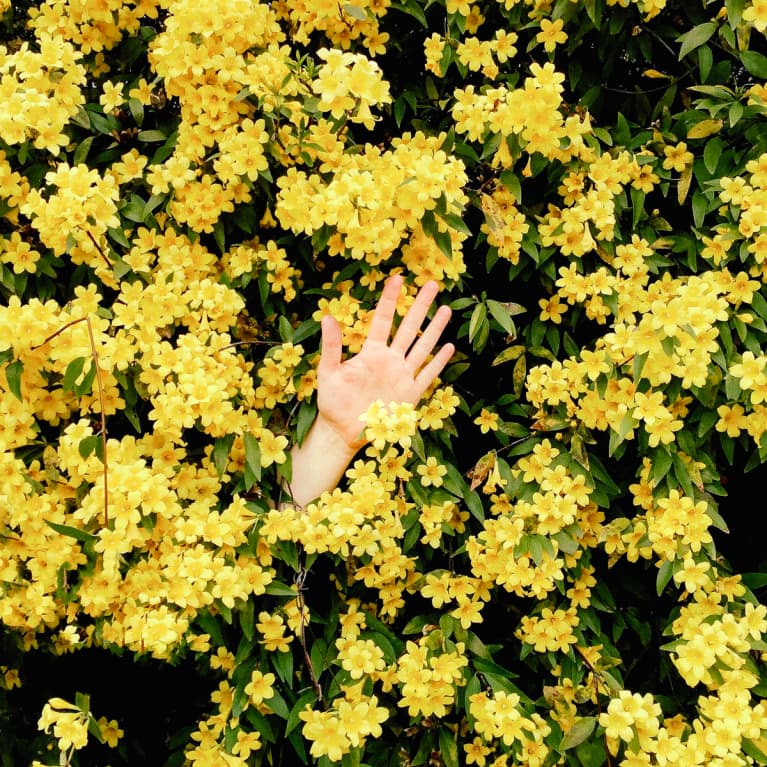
left=284, top=412, right=360, bottom=508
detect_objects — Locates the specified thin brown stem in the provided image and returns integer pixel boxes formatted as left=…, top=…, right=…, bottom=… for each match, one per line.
left=85, top=230, right=112, bottom=269
left=574, top=645, right=613, bottom=767
left=85, top=316, right=109, bottom=528
left=31, top=317, right=88, bottom=350
left=32, top=315, right=110, bottom=527
left=295, top=562, right=323, bottom=704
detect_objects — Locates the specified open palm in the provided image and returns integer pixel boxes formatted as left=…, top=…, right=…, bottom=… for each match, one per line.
left=317, top=275, right=454, bottom=448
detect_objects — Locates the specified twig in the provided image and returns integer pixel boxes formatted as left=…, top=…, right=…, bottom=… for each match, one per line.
left=85, top=316, right=109, bottom=528
left=31, top=315, right=110, bottom=527
left=574, top=645, right=613, bottom=767
left=295, top=560, right=323, bottom=704
left=31, top=317, right=88, bottom=350
left=85, top=230, right=112, bottom=269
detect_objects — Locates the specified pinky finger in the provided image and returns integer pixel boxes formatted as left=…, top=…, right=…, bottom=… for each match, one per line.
left=413, top=342, right=455, bottom=398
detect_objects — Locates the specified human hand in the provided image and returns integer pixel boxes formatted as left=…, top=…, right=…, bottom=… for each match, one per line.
left=316, top=274, right=454, bottom=449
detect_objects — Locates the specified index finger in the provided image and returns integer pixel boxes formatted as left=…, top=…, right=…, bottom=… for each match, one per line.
left=363, top=274, right=404, bottom=346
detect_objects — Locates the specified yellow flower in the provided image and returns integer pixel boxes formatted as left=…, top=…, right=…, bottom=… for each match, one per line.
left=536, top=18, right=568, bottom=52
left=256, top=611, right=292, bottom=653
left=300, top=710, right=352, bottom=761
left=244, top=670, right=276, bottom=705
left=417, top=456, right=448, bottom=487
left=96, top=717, right=124, bottom=748
left=100, top=81, right=125, bottom=112
left=474, top=408, right=500, bottom=433
left=716, top=403, right=748, bottom=437
left=662, top=141, right=693, bottom=172
left=539, top=294, right=568, bottom=324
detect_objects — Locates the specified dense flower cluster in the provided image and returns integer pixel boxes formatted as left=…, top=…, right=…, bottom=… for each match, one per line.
left=3, top=0, right=767, bottom=766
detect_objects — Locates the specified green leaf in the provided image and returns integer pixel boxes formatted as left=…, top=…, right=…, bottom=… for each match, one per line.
left=296, top=400, right=318, bottom=445
left=698, top=44, right=713, bottom=82
left=213, top=433, right=235, bottom=478
left=127, top=97, right=144, bottom=126
left=692, top=190, right=708, bottom=229
left=741, top=50, right=767, bottom=79
left=706, top=504, right=730, bottom=533
left=78, top=435, right=101, bottom=460
left=729, top=100, right=744, bottom=127
left=264, top=581, right=298, bottom=597
left=726, top=0, right=746, bottom=27
left=89, top=110, right=118, bottom=134
left=271, top=648, right=293, bottom=684
left=342, top=3, right=367, bottom=20
left=651, top=447, right=674, bottom=485
left=742, top=572, right=767, bottom=590
left=432, top=227, right=453, bottom=259
left=390, top=0, right=427, bottom=27
left=500, top=169, right=522, bottom=202
left=678, top=22, right=718, bottom=61
left=137, top=129, right=167, bottom=142
left=437, top=210, right=471, bottom=235
left=656, top=559, right=674, bottom=596
left=559, top=716, right=597, bottom=751
left=438, top=727, right=459, bottom=767
left=286, top=690, right=317, bottom=735
left=74, top=361, right=97, bottom=397
left=45, top=519, right=97, bottom=543
left=5, top=358, right=23, bottom=400
left=244, top=432, right=262, bottom=490
left=743, top=738, right=767, bottom=765
left=583, top=0, right=602, bottom=27
left=703, top=137, right=722, bottom=174
left=403, top=614, right=432, bottom=635
left=62, top=357, right=87, bottom=392
left=493, top=344, right=525, bottom=366
left=486, top=300, right=517, bottom=336
left=73, top=136, right=95, bottom=165
left=469, top=302, right=488, bottom=345
left=687, top=119, right=723, bottom=139
left=239, top=598, right=255, bottom=641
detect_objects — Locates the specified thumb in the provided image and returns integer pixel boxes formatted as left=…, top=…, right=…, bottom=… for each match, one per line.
left=318, top=314, right=343, bottom=379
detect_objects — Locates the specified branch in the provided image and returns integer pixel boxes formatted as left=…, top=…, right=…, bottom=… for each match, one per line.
left=295, top=560, right=323, bottom=705
left=85, top=230, right=112, bottom=270
left=31, top=315, right=110, bottom=527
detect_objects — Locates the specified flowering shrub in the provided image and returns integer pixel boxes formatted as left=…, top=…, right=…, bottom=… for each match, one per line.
left=3, top=0, right=767, bottom=765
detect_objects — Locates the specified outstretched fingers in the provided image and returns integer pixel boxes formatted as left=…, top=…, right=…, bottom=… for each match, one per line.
left=390, top=280, right=439, bottom=354
left=413, top=341, right=455, bottom=398
left=317, top=314, right=343, bottom=379
left=364, top=274, right=403, bottom=347
left=405, top=304, right=452, bottom=372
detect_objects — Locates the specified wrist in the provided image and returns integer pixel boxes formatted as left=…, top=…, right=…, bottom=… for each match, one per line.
left=313, top=411, right=366, bottom=455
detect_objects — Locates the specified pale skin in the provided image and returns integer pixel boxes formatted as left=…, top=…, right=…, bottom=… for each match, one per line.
left=286, top=274, right=454, bottom=507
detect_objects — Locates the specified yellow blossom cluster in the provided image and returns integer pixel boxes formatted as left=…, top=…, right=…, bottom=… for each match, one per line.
left=0, top=35, right=86, bottom=153
left=469, top=690, right=551, bottom=765
left=395, top=638, right=468, bottom=718
left=426, top=29, right=519, bottom=78
left=480, top=186, right=530, bottom=264
left=277, top=131, right=468, bottom=281
left=275, top=0, right=391, bottom=53
left=525, top=269, right=758, bottom=451
left=260, top=390, right=458, bottom=618
left=21, top=163, right=120, bottom=281
left=516, top=606, right=580, bottom=653
left=28, top=0, right=161, bottom=56
left=313, top=47, right=391, bottom=129
left=467, top=456, right=598, bottom=601
left=299, top=688, right=389, bottom=761
left=223, top=238, right=302, bottom=302
left=37, top=697, right=90, bottom=753
left=452, top=63, right=591, bottom=167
